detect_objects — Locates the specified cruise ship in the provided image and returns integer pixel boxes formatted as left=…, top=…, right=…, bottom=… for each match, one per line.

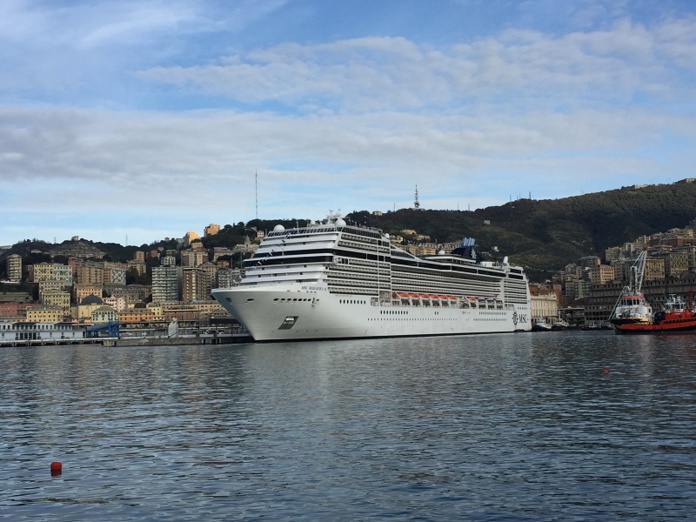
left=212, top=214, right=532, bottom=341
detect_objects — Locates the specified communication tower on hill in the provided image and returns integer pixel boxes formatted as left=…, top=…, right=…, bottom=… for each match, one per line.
left=414, top=185, right=420, bottom=210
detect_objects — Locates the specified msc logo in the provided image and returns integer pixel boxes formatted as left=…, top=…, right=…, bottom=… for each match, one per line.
left=512, top=312, right=529, bottom=326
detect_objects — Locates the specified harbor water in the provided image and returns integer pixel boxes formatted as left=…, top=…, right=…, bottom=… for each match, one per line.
left=1, top=331, right=695, bottom=520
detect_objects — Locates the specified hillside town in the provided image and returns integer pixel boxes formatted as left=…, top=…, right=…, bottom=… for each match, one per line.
left=0, top=226, right=254, bottom=341
left=2, top=217, right=696, bottom=339
left=531, top=219, right=696, bottom=328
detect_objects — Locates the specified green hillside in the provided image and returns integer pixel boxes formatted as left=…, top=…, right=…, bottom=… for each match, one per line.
left=345, top=182, right=696, bottom=280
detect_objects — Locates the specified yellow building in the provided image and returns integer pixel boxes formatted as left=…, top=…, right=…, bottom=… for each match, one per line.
left=589, top=264, right=615, bottom=285
left=645, top=258, right=666, bottom=281
left=118, top=308, right=158, bottom=325
left=26, top=306, right=64, bottom=323
left=39, top=280, right=68, bottom=300
left=42, top=291, right=71, bottom=311
left=204, top=224, right=220, bottom=237
left=32, top=263, right=55, bottom=283
left=74, top=284, right=103, bottom=303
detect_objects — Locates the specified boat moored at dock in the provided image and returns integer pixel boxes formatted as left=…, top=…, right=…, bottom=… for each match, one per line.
left=212, top=213, right=532, bottom=341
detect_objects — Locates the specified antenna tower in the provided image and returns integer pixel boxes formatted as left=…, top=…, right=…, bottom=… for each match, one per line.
left=414, top=185, right=420, bottom=210
left=255, top=170, right=258, bottom=220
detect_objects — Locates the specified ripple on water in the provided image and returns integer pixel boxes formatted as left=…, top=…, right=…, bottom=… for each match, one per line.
left=1, top=333, right=696, bottom=520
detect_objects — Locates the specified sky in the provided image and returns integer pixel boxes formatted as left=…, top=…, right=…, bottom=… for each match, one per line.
left=1, top=0, right=696, bottom=247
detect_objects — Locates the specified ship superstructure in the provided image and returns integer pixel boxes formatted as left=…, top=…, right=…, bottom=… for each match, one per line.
left=212, top=214, right=532, bottom=341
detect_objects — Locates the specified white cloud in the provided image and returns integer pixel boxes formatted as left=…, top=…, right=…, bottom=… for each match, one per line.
left=140, top=17, right=696, bottom=115
left=2, top=2, right=696, bottom=245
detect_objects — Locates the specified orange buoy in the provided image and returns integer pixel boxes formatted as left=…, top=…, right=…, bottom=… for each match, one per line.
left=50, top=462, right=63, bottom=475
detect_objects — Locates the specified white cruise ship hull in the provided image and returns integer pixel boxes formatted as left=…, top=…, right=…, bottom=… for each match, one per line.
left=213, top=283, right=531, bottom=342
left=212, top=215, right=532, bottom=342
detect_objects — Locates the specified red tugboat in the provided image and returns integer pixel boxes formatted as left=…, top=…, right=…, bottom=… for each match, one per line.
left=614, top=294, right=696, bottom=334
left=610, top=250, right=696, bottom=334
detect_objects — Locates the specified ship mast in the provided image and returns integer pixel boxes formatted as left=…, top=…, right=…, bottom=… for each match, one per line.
left=609, top=250, right=648, bottom=320
left=628, top=250, right=647, bottom=295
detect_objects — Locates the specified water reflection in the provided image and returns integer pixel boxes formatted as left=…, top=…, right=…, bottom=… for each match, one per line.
left=1, top=333, right=695, bottom=520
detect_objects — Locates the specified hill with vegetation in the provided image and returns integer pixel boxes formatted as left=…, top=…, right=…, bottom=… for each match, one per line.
left=346, top=182, right=696, bottom=280
left=3, top=182, right=696, bottom=282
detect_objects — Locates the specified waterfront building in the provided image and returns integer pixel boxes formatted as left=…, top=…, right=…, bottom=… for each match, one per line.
left=26, top=305, right=64, bottom=323
left=118, top=307, right=157, bottom=325
left=162, top=302, right=227, bottom=323
left=7, top=254, right=22, bottom=282
left=146, top=304, right=164, bottom=322
left=91, top=305, right=118, bottom=324
left=530, top=290, right=559, bottom=323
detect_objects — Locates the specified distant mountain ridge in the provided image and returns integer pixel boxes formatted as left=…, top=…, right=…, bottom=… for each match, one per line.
left=3, top=182, right=696, bottom=282
left=346, top=181, right=696, bottom=279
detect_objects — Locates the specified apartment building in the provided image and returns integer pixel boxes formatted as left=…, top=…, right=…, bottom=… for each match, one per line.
left=26, top=306, right=64, bottom=323
left=152, top=265, right=180, bottom=304
left=181, top=249, right=208, bottom=267
left=103, top=262, right=127, bottom=285
left=644, top=258, right=666, bottom=281
left=663, top=251, right=689, bottom=278
left=73, top=260, right=104, bottom=285
left=588, top=264, right=615, bottom=285
left=182, top=267, right=211, bottom=303
left=74, top=284, right=103, bottom=303
left=7, top=254, right=22, bottom=282
left=42, top=291, right=71, bottom=311
left=216, top=268, right=241, bottom=288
